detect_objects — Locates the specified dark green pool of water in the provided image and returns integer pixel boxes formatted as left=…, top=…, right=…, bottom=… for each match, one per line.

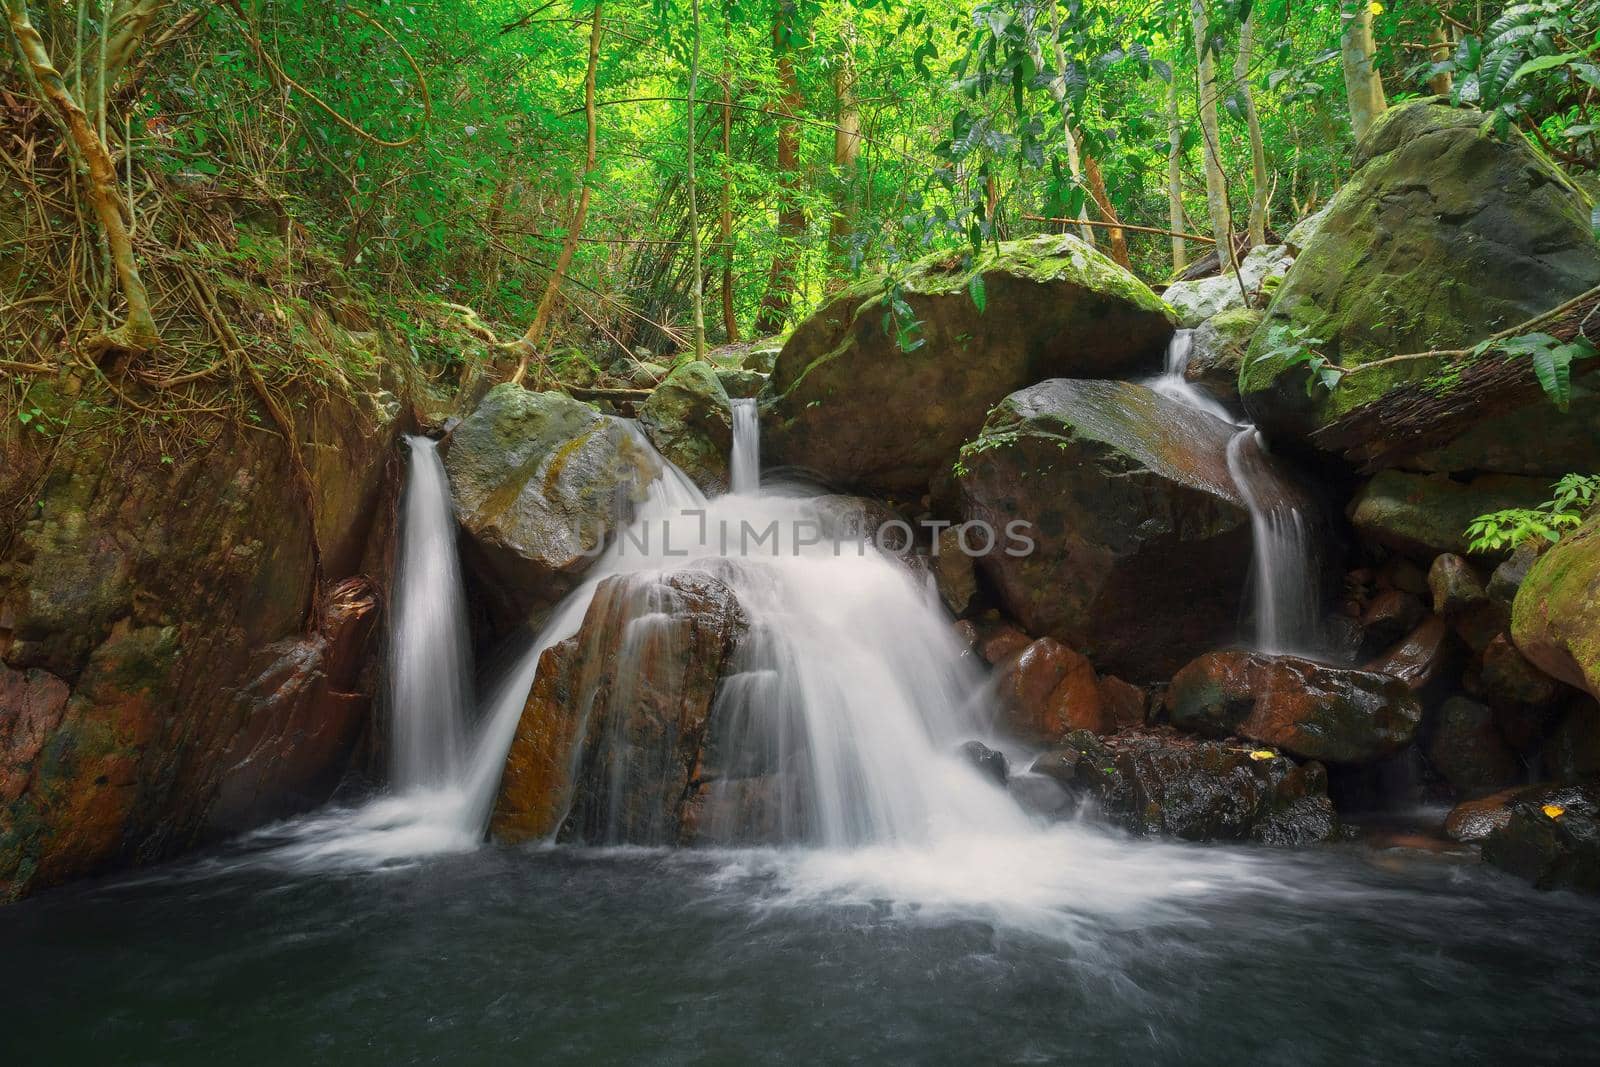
left=2, top=833, right=1596, bottom=1065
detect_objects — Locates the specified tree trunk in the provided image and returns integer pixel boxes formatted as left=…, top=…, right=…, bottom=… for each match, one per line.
left=1426, top=23, right=1453, bottom=96
left=720, top=69, right=738, bottom=342
left=511, top=0, right=603, bottom=385
left=686, top=0, right=706, bottom=360
left=827, top=23, right=860, bottom=282
left=1191, top=0, right=1233, bottom=271
left=1166, top=21, right=1187, bottom=274
left=1341, top=0, right=1387, bottom=142
left=753, top=6, right=805, bottom=336
left=101, top=0, right=165, bottom=93
left=7, top=0, right=159, bottom=354
left=1082, top=155, right=1129, bottom=268
left=1235, top=10, right=1269, bottom=247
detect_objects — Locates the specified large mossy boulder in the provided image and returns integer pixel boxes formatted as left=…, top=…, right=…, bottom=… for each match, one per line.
left=760, top=235, right=1176, bottom=496
left=1186, top=307, right=1261, bottom=405
left=1239, top=102, right=1600, bottom=460
left=1167, top=650, right=1423, bottom=764
left=1512, top=515, right=1600, bottom=700
left=639, top=361, right=734, bottom=494
left=956, top=378, right=1253, bottom=681
left=445, top=384, right=662, bottom=626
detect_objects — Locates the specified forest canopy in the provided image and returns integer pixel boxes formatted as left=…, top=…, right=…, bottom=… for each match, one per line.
left=3, top=0, right=1598, bottom=385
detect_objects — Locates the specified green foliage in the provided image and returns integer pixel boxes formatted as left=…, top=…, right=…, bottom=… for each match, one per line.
left=1465, top=473, right=1600, bottom=552
left=1258, top=323, right=1343, bottom=395
left=1474, top=331, right=1598, bottom=411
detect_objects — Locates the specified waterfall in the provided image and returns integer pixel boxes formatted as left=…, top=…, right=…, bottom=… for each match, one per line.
left=730, top=398, right=760, bottom=495
left=1149, top=330, right=1320, bottom=655
left=389, top=436, right=474, bottom=788
left=1225, top=428, right=1320, bottom=655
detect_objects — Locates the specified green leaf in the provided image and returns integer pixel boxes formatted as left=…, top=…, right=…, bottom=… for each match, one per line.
left=1530, top=343, right=1572, bottom=411
left=968, top=272, right=987, bottom=313
left=1506, top=51, right=1581, bottom=87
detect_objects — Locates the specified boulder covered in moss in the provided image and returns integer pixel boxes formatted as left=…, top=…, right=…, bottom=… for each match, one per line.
left=1348, top=470, right=1548, bottom=561
left=640, top=361, right=734, bottom=494
left=446, top=384, right=662, bottom=625
left=1512, top=514, right=1600, bottom=700
left=1186, top=307, right=1261, bottom=405
left=1239, top=102, right=1600, bottom=462
left=760, top=235, right=1176, bottom=496
left=956, top=378, right=1254, bottom=681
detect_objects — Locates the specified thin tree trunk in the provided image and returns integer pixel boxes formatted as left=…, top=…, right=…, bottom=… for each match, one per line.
left=1027, top=14, right=1095, bottom=247
left=1191, top=0, right=1233, bottom=270
left=720, top=69, right=738, bottom=342
left=754, top=7, right=804, bottom=336
left=827, top=22, right=860, bottom=282
left=101, top=0, right=164, bottom=93
left=1426, top=23, right=1453, bottom=96
left=1081, top=155, right=1129, bottom=267
left=1235, top=10, right=1268, bottom=247
left=1166, top=21, right=1187, bottom=274
left=1341, top=0, right=1387, bottom=142
left=7, top=0, right=159, bottom=353
left=511, top=0, right=603, bottom=385
left=686, top=0, right=706, bottom=359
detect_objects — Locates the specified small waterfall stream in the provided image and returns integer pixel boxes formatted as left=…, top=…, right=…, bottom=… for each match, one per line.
left=1150, top=329, right=1321, bottom=655
left=389, top=436, right=474, bottom=788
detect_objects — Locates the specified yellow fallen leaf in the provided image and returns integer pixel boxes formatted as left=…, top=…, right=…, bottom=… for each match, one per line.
left=1543, top=804, right=1566, bottom=819
left=1249, top=750, right=1276, bottom=761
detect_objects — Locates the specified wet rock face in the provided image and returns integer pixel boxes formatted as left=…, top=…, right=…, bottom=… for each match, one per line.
left=1, top=380, right=400, bottom=901
left=1240, top=102, right=1600, bottom=457
left=1349, top=472, right=1548, bottom=563
left=492, top=570, right=748, bottom=846
left=1425, top=697, right=1520, bottom=800
left=1167, top=651, right=1423, bottom=764
left=639, top=361, right=734, bottom=494
left=761, top=234, right=1175, bottom=496
left=1185, top=307, right=1261, bottom=405
left=957, top=379, right=1254, bottom=681
left=1482, top=783, right=1600, bottom=893
left=445, top=384, right=663, bottom=627
left=1029, top=728, right=1339, bottom=845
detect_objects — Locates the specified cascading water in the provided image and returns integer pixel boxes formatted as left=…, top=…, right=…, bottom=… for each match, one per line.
left=389, top=435, right=474, bottom=787
left=730, top=397, right=760, bottom=495
left=1150, top=329, right=1321, bottom=654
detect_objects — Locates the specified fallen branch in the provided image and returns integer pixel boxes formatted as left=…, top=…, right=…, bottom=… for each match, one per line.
left=1021, top=214, right=1216, bottom=244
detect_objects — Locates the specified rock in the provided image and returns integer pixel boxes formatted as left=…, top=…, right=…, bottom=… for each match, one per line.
left=1093, top=676, right=1148, bottom=734
left=1162, top=244, right=1293, bottom=328
left=445, top=385, right=663, bottom=625
left=957, top=379, right=1255, bottom=680
left=1379, top=557, right=1429, bottom=596
left=1482, top=632, right=1562, bottom=708
left=809, top=494, right=905, bottom=545
left=1359, top=589, right=1427, bottom=653
left=1429, top=554, right=1488, bottom=617
left=1240, top=102, right=1600, bottom=459
left=639, top=361, right=735, bottom=494
left=1444, top=787, right=1524, bottom=842
left=1543, top=698, right=1600, bottom=782
left=1425, top=696, right=1520, bottom=799
left=1007, top=772, right=1075, bottom=817
left=1283, top=203, right=1332, bottom=252
left=958, top=740, right=1009, bottom=786
left=1364, top=615, right=1453, bottom=691
left=931, top=527, right=977, bottom=616
left=715, top=367, right=766, bottom=399
left=995, top=638, right=1098, bottom=744
left=760, top=234, right=1175, bottom=496
left=978, top=622, right=1032, bottom=666
left=628, top=361, right=670, bottom=388
left=1184, top=307, right=1261, bottom=404
left=1512, top=515, right=1600, bottom=700
left=1482, top=783, right=1600, bottom=893
left=1030, top=728, right=1339, bottom=844
left=492, top=570, right=747, bottom=845
left=1167, top=650, right=1423, bottom=763
left=1489, top=544, right=1540, bottom=608
left=1349, top=471, right=1548, bottom=562
left=0, top=350, right=403, bottom=901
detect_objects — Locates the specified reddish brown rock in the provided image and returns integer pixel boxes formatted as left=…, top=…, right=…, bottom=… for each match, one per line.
left=1167, top=650, right=1422, bottom=764
left=1424, top=696, right=1520, bottom=799
left=1444, top=787, right=1524, bottom=842
left=1481, top=632, right=1562, bottom=708
left=1360, top=589, right=1427, bottom=653
left=1428, top=553, right=1488, bottom=617
left=979, top=624, right=1032, bottom=666
left=996, top=638, right=1098, bottom=743
left=1364, top=615, right=1453, bottom=691
left=0, top=666, right=71, bottom=803
left=1092, top=676, right=1148, bottom=734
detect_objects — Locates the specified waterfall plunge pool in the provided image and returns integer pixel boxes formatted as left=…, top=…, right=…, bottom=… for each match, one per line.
left=2, top=831, right=1597, bottom=1064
